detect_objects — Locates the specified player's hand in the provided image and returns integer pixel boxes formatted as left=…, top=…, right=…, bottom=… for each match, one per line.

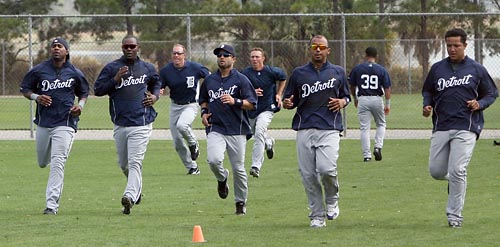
left=283, top=95, right=294, bottom=109
left=275, top=94, right=282, bottom=108
left=422, top=105, right=432, bottom=117
left=384, top=105, right=390, bottom=115
left=114, top=66, right=129, bottom=82
left=255, top=88, right=264, bottom=97
left=142, top=91, right=157, bottom=106
left=466, top=99, right=480, bottom=111
left=159, top=88, right=165, bottom=95
left=37, top=95, right=52, bottom=107
left=220, top=94, right=234, bottom=105
left=328, top=98, right=346, bottom=112
left=201, top=112, right=212, bottom=127
left=70, top=105, right=82, bottom=116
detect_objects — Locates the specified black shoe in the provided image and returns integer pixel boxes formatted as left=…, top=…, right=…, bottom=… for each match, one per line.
left=43, top=208, right=57, bottom=215
left=235, top=201, right=246, bottom=215
left=448, top=220, right=462, bottom=228
left=373, top=148, right=382, bottom=161
left=121, top=196, right=133, bottom=215
left=187, top=167, right=200, bottom=175
left=249, top=167, right=260, bottom=178
left=189, top=143, right=200, bottom=161
left=217, top=179, right=229, bottom=199
left=494, top=140, right=500, bottom=146
left=363, top=157, right=372, bottom=162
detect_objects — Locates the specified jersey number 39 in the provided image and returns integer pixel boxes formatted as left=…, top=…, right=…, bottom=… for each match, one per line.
left=360, top=74, right=379, bottom=89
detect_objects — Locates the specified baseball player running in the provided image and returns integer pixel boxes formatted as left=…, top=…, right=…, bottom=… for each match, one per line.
left=422, top=28, right=498, bottom=228
left=20, top=37, right=89, bottom=215
left=160, top=44, right=210, bottom=175
left=283, top=35, right=351, bottom=228
left=94, top=35, right=161, bottom=215
left=199, top=44, right=258, bottom=215
left=348, top=47, right=392, bottom=162
left=241, top=47, right=287, bottom=178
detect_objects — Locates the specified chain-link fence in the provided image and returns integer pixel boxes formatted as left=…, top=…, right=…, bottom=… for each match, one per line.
left=1, top=13, right=499, bottom=139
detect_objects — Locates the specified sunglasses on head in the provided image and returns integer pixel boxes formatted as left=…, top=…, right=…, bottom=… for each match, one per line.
left=216, top=52, right=232, bottom=58
left=311, top=44, right=328, bottom=50
left=122, top=44, right=137, bottom=50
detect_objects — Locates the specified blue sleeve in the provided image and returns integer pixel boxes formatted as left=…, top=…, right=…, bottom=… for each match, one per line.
left=239, top=73, right=258, bottom=107
left=94, top=64, right=117, bottom=96
left=146, top=63, right=161, bottom=98
left=283, top=69, right=300, bottom=109
left=19, top=67, right=39, bottom=94
left=476, top=64, right=498, bottom=110
left=422, top=64, right=438, bottom=107
left=74, top=68, right=90, bottom=98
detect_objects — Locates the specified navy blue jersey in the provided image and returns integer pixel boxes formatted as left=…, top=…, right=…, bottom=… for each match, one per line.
left=159, top=61, right=210, bottom=104
left=422, top=56, right=498, bottom=136
left=348, top=62, right=391, bottom=96
left=241, top=65, right=286, bottom=118
left=199, top=69, right=258, bottom=135
left=284, top=62, right=351, bottom=131
left=94, top=56, right=161, bottom=127
left=19, top=59, right=89, bottom=130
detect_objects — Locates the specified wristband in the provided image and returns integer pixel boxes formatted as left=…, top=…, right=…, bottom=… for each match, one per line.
left=385, top=99, right=391, bottom=107
left=201, top=107, right=209, bottom=117
left=30, top=93, right=40, bottom=101
left=234, top=98, right=243, bottom=108
left=78, top=100, right=85, bottom=110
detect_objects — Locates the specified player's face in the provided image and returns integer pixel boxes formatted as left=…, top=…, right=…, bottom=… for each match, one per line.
left=50, top=43, right=68, bottom=62
left=310, top=37, right=330, bottom=64
left=250, top=50, right=265, bottom=70
left=217, top=51, right=235, bottom=70
left=171, top=45, right=186, bottom=68
left=446, top=36, right=467, bottom=63
left=122, top=38, right=139, bottom=61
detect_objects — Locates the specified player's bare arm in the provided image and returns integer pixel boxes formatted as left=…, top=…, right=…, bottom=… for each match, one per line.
left=276, top=80, right=287, bottom=108
left=328, top=97, right=347, bottom=112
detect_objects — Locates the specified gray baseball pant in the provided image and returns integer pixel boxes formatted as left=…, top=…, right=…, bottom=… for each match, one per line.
left=36, top=126, right=75, bottom=211
left=249, top=110, right=274, bottom=170
left=357, top=96, right=386, bottom=158
left=169, top=101, right=199, bottom=170
left=296, top=129, right=340, bottom=221
left=113, top=124, right=152, bottom=204
left=428, top=130, right=476, bottom=222
left=206, top=132, right=248, bottom=203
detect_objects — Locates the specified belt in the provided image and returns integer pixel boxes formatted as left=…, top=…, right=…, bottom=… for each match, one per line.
left=173, top=100, right=197, bottom=105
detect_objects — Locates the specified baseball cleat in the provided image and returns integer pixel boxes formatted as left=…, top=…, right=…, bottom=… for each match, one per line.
left=448, top=220, right=462, bottom=228
left=217, top=170, right=229, bottom=199
left=265, top=137, right=275, bottom=159
left=326, top=202, right=340, bottom=220
left=121, top=196, right=133, bottom=215
left=43, top=208, right=57, bottom=215
left=235, top=201, right=246, bottom=215
left=249, top=167, right=260, bottom=178
left=310, top=219, right=326, bottom=228
left=187, top=167, right=200, bottom=175
left=363, top=157, right=372, bottom=162
left=189, top=143, right=200, bottom=161
left=373, top=147, right=382, bottom=161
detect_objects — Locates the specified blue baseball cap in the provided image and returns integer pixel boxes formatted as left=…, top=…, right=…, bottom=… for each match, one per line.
left=213, top=44, right=236, bottom=57
left=51, top=37, right=70, bottom=60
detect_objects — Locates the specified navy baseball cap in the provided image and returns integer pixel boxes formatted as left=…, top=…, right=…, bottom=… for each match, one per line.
left=213, top=44, right=236, bottom=57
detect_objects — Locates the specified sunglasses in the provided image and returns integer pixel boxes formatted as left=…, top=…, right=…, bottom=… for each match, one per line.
left=172, top=52, right=184, bottom=55
left=216, top=53, right=232, bottom=58
left=122, top=44, right=138, bottom=50
left=311, top=44, right=328, bottom=50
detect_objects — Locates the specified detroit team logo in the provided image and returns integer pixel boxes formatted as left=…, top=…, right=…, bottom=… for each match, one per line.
left=436, top=74, right=473, bottom=91
left=208, top=85, right=238, bottom=102
left=301, top=77, right=337, bottom=97
left=116, top=74, right=147, bottom=89
left=186, top=76, right=195, bottom=88
left=40, top=78, right=75, bottom=91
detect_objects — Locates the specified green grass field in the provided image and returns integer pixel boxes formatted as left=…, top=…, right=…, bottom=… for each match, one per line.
left=1, top=139, right=499, bottom=246
left=2, top=94, right=500, bottom=130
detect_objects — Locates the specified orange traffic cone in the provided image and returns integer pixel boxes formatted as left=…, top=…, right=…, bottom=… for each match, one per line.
left=192, top=225, right=206, bottom=243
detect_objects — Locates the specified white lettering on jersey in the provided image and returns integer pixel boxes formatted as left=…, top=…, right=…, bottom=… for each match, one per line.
left=186, top=76, right=195, bottom=88
left=116, top=74, right=147, bottom=89
left=207, top=85, right=238, bottom=102
left=436, top=74, right=472, bottom=91
left=301, top=78, right=336, bottom=97
left=41, top=78, right=75, bottom=91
